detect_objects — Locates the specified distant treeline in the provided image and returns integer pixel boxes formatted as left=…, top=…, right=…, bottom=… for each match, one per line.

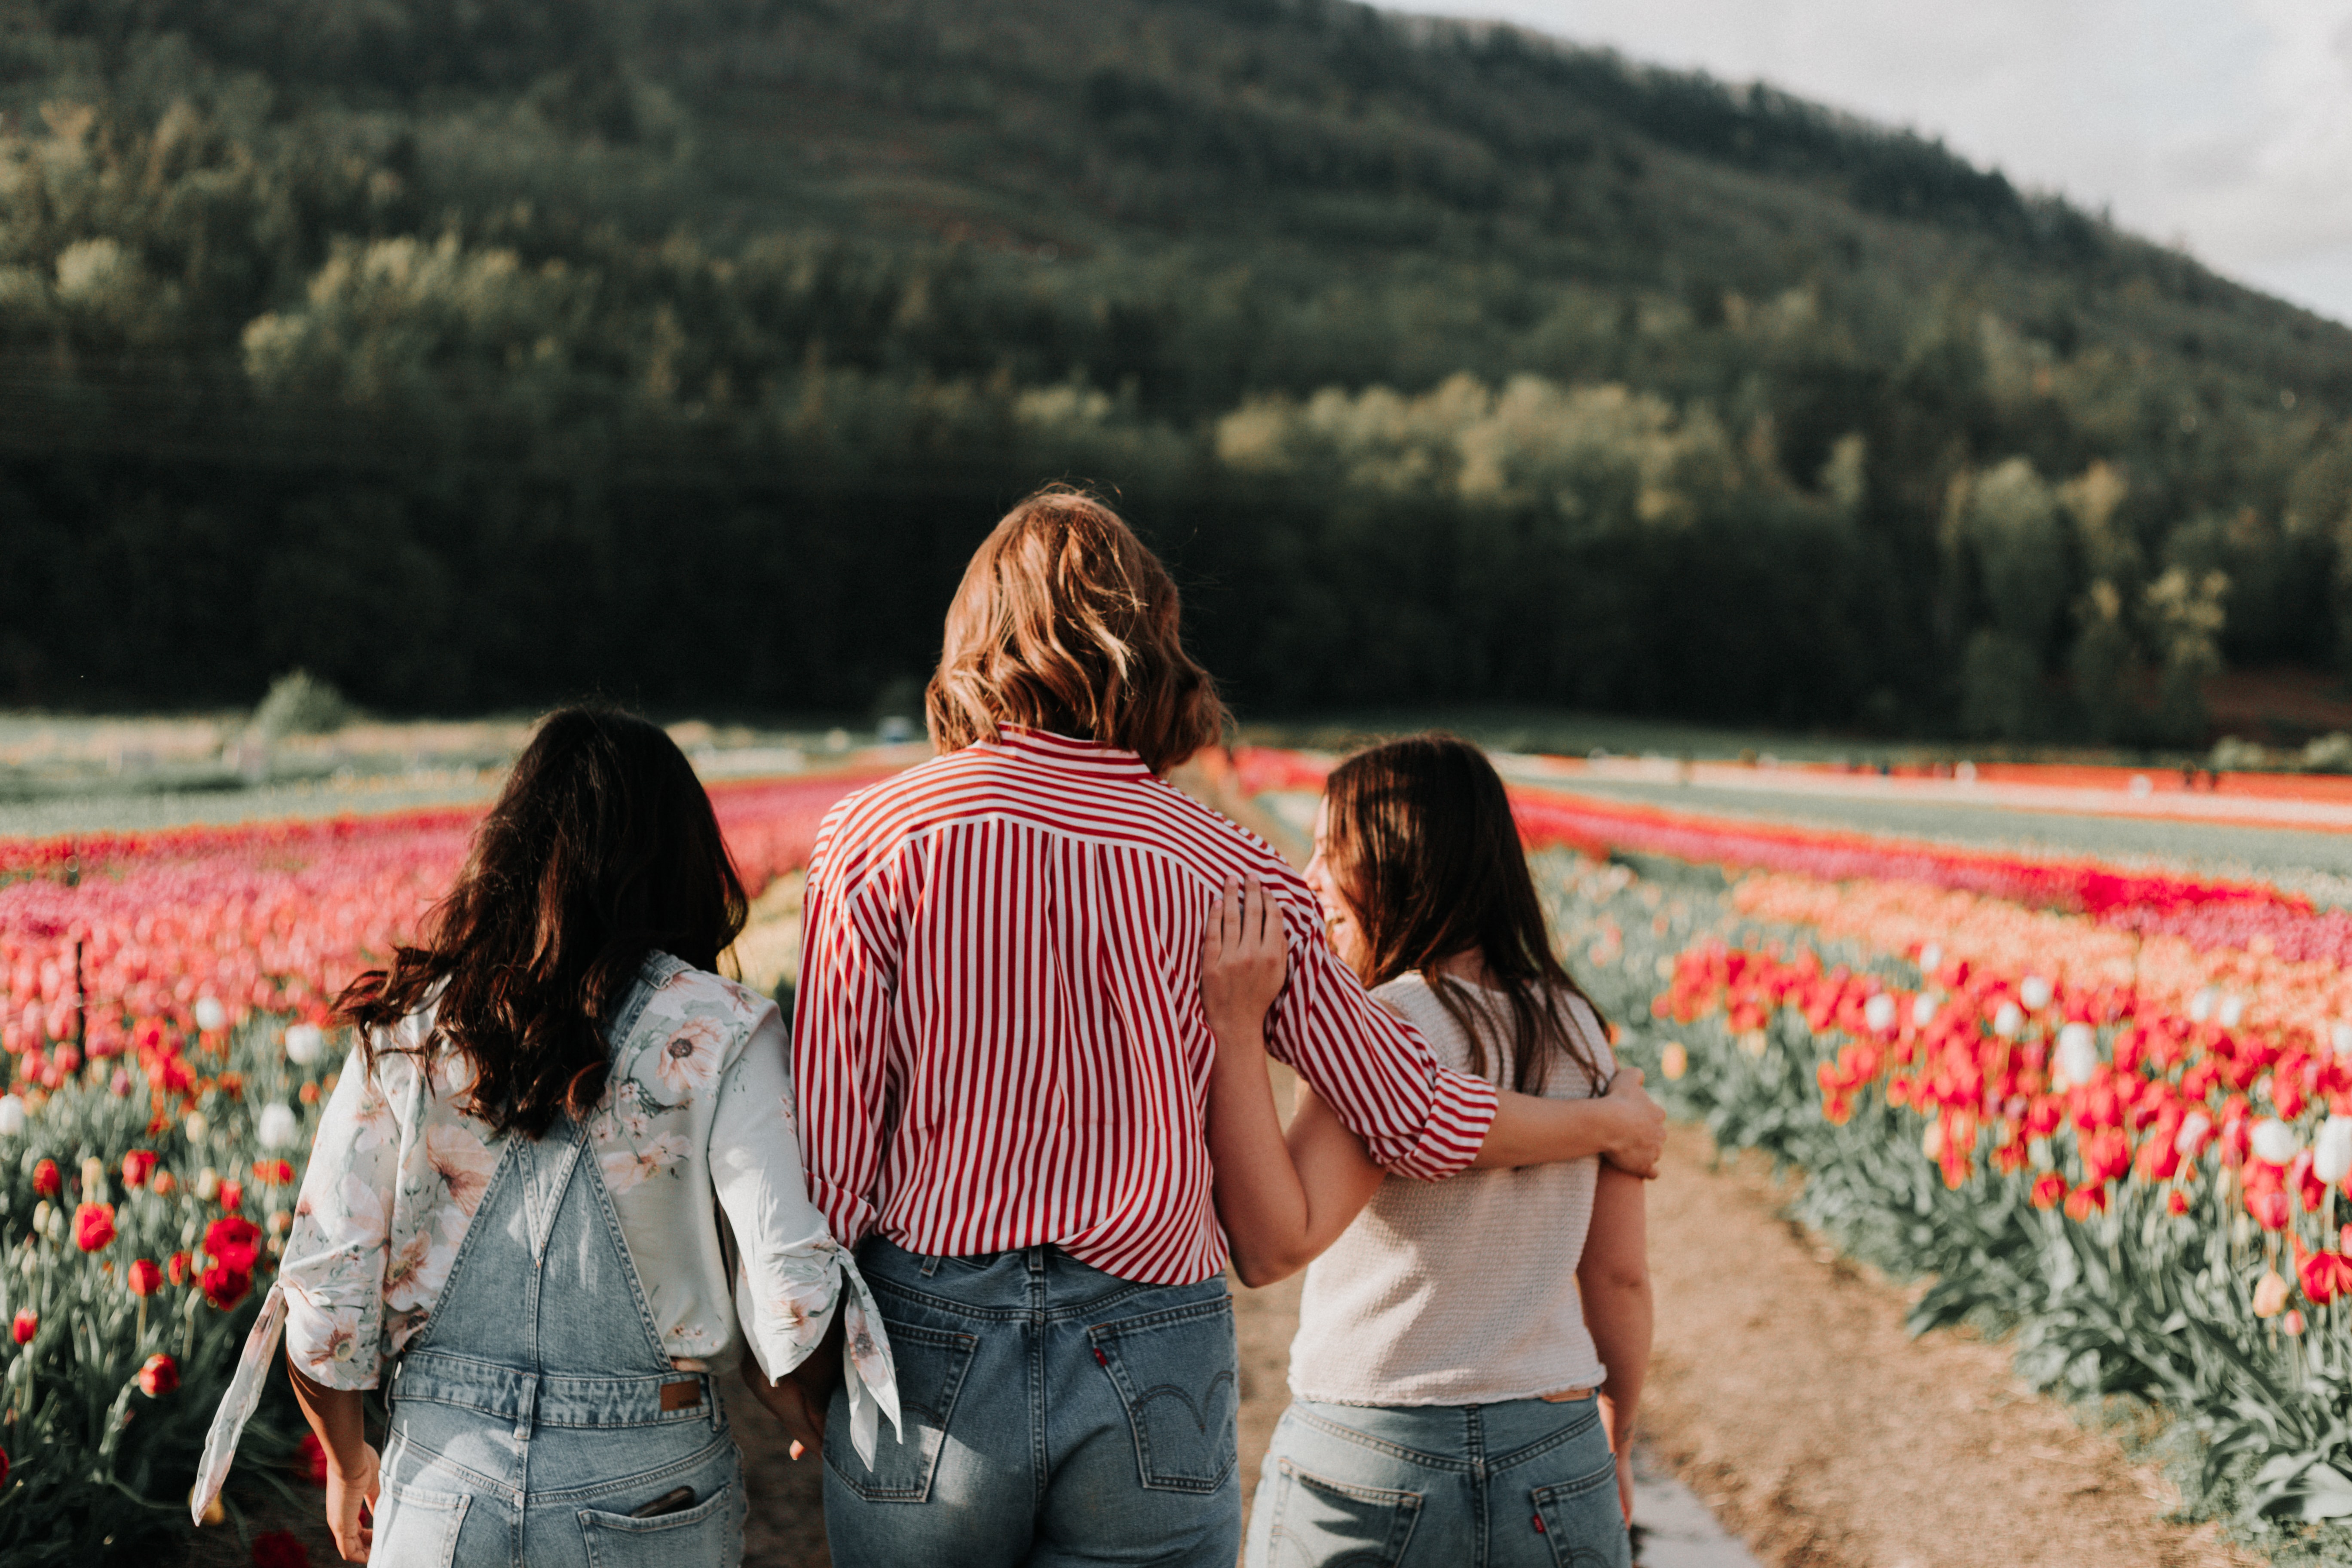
left=2, top=0, right=2349, bottom=739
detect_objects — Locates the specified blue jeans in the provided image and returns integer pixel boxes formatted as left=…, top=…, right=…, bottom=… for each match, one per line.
left=374, top=1115, right=745, bottom=1568
left=1245, top=1397, right=1628, bottom=1568
left=822, top=1240, right=1242, bottom=1568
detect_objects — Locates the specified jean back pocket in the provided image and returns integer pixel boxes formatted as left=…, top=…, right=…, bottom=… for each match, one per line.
left=576, top=1483, right=736, bottom=1568
left=1530, top=1456, right=1631, bottom=1568
left=823, top=1320, right=978, bottom=1503
left=1087, top=1296, right=1238, bottom=1494
left=1265, top=1459, right=1423, bottom=1567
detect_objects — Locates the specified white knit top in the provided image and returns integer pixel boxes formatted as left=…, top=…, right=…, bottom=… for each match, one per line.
left=1288, top=974, right=1615, bottom=1406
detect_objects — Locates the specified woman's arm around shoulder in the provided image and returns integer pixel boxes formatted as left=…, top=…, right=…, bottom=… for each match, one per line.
left=1201, top=876, right=1386, bottom=1287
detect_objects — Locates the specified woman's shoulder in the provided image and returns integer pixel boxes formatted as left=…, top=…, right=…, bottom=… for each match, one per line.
left=634, top=963, right=775, bottom=1038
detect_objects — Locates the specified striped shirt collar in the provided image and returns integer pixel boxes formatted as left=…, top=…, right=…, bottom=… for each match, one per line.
left=985, top=723, right=1156, bottom=781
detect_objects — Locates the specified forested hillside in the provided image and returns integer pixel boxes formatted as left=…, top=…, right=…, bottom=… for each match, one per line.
left=3, top=0, right=2348, bottom=738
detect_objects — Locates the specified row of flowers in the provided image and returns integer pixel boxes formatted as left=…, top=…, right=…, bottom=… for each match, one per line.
left=0, top=769, right=885, bottom=1081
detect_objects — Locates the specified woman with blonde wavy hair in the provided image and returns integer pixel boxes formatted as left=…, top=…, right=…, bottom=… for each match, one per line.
left=787, top=489, right=1663, bottom=1566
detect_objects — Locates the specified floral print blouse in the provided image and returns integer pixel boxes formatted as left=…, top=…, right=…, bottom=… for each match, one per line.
left=194, top=956, right=900, bottom=1519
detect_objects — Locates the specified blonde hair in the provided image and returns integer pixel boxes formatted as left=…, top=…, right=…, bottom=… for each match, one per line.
left=926, top=487, right=1228, bottom=775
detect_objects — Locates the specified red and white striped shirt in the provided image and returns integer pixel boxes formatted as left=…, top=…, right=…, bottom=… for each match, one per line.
left=791, top=726, right=1501, bottom=1286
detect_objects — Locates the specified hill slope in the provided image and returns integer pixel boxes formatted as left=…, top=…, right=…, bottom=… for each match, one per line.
left=1, top=0, right=2347, bottom=738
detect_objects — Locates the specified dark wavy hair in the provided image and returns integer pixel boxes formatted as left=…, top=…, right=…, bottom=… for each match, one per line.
left=337, top=707, right=748, bottom=1139
left=1322, top=733, right=1607, bottom=1096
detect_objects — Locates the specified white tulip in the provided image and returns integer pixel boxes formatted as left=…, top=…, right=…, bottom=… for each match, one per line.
left=2315, top=1117, right=2352, bottom=1185
left=2333, top=1023, right=2352, bottom=1057
left=2020, top=975, right=2054, bottom=1012
left=193, top=995, right=229, bottom=1033
left=2251, top=1118, right=2301, bottom=1167
left=1921, top=1122, right=1944, bottom=1159
left=1912, top=993, right=1939, bottom=1029
left=256, top=1103, right=301, bottom=1150
left=1864, top=994, right=1897, bottom=1033
left=2054, top=1024, right=2099, bottom=1088
left=0, top=1094, right=24, bottom=1136
left=284, top=1023, right=325, bottom=1065
left=1993, top=1001, right=2025, bottom=1039
left=1918, top=945, right=1942, bottom=972
left=2175, top=1111, right=2213, bottom=1158
left=183, top=1112, right=209, bottom=1144
left=195, top=1166, right=220, bottom=1201
left=2190, top=988, right=2217, bottom=1023
left=2219, top=995, right=2246, bottom=1029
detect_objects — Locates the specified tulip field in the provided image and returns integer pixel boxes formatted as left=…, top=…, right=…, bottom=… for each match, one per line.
left=1498, top=784, right=2352, bottom=1563
left=0, top=769, right=883, bottom=1563
left=13, top=742, right=2352, bottom=1564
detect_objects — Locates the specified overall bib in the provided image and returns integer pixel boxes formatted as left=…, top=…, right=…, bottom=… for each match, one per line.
left=373, top=1113, right=747, bottom=1567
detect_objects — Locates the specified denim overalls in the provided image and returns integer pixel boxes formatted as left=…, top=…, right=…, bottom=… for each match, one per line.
left=371, top=1111, right=747, bottom=1567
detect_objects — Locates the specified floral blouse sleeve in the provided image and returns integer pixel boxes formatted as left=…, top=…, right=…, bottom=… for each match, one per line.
left=191, top=1035, right=414, bottom=1522
left=707, top=1004, right=902, bottom=1465
left=276, top=1040, right=407, bottom=1386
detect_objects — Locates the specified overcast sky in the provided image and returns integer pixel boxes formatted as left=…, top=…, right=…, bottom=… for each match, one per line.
left=1378, top=0, right=2352, bottom=325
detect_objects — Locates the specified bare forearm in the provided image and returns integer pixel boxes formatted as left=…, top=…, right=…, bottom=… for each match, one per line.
left=1205, top=1033, right=1314, bottom=1283
left=1476, top=1092, right=1625, bottom=1168
left=1580, top=1167, right=1651, bottom=1452
left=289, top=1364, right=371, bottom=1475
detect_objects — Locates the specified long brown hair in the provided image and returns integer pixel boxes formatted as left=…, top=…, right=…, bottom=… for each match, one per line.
left=1322, top=734, right=1608, bottom=1096
left=337, top=707, right=748, bottom=1138
left=926, top=485, right=1228, bottom=775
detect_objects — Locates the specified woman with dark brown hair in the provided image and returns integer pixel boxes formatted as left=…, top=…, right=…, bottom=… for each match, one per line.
left=1200, top=734, right=1650, bottom=1568
left=789, top=490, right=1661, bottom=1567
left=193, top=708, right=898, bottom=1565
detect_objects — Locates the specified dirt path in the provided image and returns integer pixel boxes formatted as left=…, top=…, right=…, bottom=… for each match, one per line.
left=1635, top=1125, right=2254, bottom=1568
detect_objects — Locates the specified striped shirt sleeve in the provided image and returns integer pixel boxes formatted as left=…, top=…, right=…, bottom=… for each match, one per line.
left=791, top=812, right=898, bottom=1250
left=1265, top=894, right=1501, bottom=1181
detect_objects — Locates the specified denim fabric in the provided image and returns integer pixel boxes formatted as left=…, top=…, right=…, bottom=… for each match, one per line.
left=822, top=1240, right=1241, bottom=1568
left=376, top=1114, right=746, bottom=1568
left=1244, top=1397, right=1628, bottom=1568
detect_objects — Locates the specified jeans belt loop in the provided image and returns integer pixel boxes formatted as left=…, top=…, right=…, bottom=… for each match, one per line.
left=512, top=1373, right=538, bottom=1442
left=1026, top=1244, right=1046, bottom=1277
left=919, top=1253, right=942, bottom=1278
left=708, top=1370, right=723, bottom=1430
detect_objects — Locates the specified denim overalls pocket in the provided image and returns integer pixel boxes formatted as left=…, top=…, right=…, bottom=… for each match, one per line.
left=576, top=1485, right=737, bottom=1568
left=1087, top=1296, right=1239, bottom=1493
left=823, top=1320, right=978, bottom=1503
left=372, top=1484, right=471, bottom=1568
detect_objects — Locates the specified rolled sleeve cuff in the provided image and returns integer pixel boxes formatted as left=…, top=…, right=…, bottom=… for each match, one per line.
left=1387, top=1066, right=1500, bottom=1182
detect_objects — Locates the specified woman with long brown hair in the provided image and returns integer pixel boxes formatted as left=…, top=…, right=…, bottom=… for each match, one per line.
left=193, top=708, right=898, bottom=1565
left=1200, top=734, right=1651, bottom=1568
left=787, top=491, right=1661, bottom=1566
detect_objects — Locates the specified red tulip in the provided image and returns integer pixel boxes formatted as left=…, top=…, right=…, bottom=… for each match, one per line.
left=204, top=1215, right=263, bottom=1273
left=217, top=1179, right=245, bottom=1212
left=2030, top=1171, right=2065, bottom=1209
left=2167, top=1189, right=2191, bottom=1216
left=201, top=1262, right=253, bottom=1311
left=168, top=1250, right=193, bottom=1286
left=73, top=1202, right=117, bottom=1253
left=128, top=1257, right=164, bottom=1297
left=297, top=1432, right=329, bottom=1487
left=2301, top=1250, right=2352, bottom=1306
left=137, top=1352, right=178, bottom=1397
left=11, top=1310, right=34, bottom=1344
left=120, top=1150, right=157, bottom=1189
left=32, top=1159, right=60, bottom=1198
